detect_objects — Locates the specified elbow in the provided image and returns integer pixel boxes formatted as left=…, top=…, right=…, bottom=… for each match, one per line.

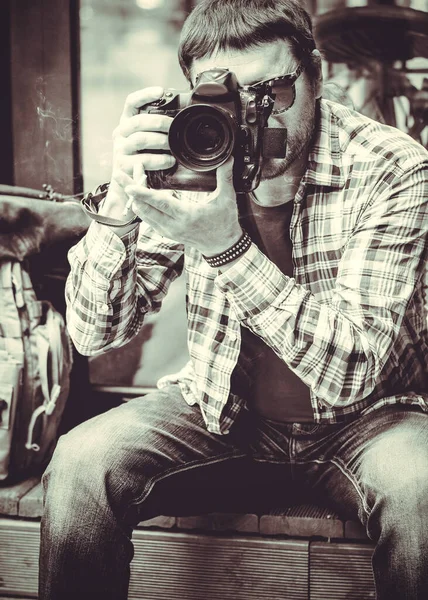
left=65, top=305, right=114, bottom=357
left=71, top=340, right=106, bottom=357
left=66, top=324, right=110, bottom=357
left=66, top=308, right=144, bottom=357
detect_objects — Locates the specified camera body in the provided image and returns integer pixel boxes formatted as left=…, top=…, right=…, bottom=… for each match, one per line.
left=140, top=68, right=287, bottom=193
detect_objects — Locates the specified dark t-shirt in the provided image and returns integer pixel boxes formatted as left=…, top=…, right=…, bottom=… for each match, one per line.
left=234, top=194, right=313, bottom=422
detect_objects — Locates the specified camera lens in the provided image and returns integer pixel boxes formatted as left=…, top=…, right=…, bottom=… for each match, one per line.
left=169, top=105, right=236, bottom=172
left=185, top=116, right=224, bottom=155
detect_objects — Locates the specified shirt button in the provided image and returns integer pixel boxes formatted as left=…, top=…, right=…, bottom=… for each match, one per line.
left=97, top=302, right=110, bottom=314
left=229, top=332, right=238, bottom=342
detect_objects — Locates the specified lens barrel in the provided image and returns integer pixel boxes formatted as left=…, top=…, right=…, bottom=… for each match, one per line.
left=168, top=104, right=237, bottom=172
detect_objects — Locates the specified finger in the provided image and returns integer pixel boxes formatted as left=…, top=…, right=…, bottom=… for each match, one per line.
left=209, top=156, right=235, bottom=200
left=118, top=131, right=170, bottom=155
left=121, top=86, right=164, bottom=119
left=116, top=113, right=173, bottom=138
left=116, top=153, right=176, bottom=172
left=133, top=162, right=147, bottom=185
left=125, top=186, right=180, bottom=218
left=216, top=156, right=235, bottom=190
left=132, top=198, right=175, bottom=231
left=112, top=169, right=135, bottom=189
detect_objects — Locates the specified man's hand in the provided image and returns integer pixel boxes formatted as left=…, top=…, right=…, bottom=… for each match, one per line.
left=100, top=86, right=176, bottom=223
left=122, top=157, right=243, bottom=257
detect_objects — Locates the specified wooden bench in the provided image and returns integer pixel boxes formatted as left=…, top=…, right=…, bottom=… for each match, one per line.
left=0, top=477, right=376, bottom=600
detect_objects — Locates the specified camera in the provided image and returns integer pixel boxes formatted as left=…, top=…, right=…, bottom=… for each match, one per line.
left=140, top=68, right=287, bottom=193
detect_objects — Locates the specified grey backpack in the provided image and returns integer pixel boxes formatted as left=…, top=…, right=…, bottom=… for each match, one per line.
left=0, top=259, right=73, bottom=481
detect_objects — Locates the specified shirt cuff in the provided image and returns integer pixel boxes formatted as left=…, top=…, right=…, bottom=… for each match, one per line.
left=215, top=242, right=305, bottom=321
left=71, top=220, right=140, bottom=281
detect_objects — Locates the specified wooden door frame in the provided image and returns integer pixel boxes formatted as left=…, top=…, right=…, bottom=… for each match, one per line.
left=8, top=0, right=82, bottom=195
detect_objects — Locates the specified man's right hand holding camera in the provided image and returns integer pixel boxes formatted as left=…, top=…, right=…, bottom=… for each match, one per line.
left=99, top=86, right=243, bottom=260
left=99, top=87, right=176, bottom=232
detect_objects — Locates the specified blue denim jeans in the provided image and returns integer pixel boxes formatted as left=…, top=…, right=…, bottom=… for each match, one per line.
left=40, top=385, right=428, bottom=600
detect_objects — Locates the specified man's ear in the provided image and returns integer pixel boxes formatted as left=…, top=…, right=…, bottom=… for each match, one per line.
left=311, top=49, right=323, bottom=99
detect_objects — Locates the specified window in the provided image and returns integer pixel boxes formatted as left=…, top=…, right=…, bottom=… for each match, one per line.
left=80, top=0, right=190, bottom=389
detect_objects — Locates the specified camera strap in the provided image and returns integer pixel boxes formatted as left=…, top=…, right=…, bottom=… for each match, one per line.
left=81, top=183, right=141, bottom=228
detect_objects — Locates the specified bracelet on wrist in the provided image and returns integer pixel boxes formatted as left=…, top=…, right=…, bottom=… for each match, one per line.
left=203, top=230, right=252, bottom=268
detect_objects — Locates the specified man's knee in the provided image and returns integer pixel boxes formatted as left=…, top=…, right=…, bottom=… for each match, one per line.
left=43, top=412, right=141, bottom=517
left=44, top=424, right=109, bottom=505
left=361, top=417, right=428, bottom=518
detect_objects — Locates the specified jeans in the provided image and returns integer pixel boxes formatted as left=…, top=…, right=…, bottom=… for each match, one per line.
left=40, top=385, right=428, bottom=600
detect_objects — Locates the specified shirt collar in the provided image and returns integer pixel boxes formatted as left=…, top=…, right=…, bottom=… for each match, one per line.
left=303, top=99, right=346, bottom=190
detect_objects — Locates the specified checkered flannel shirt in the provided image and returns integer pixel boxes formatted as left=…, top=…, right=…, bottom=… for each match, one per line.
left=66, top=99, right=428, bottom=434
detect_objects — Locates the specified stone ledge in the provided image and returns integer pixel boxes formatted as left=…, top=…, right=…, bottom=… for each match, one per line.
left=0, top=477, right=371, bottom=541
left=260, top=505, right=344, bottom=538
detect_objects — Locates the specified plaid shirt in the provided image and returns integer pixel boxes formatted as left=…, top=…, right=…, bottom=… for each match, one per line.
left=66, top=99, right=428, bottom=435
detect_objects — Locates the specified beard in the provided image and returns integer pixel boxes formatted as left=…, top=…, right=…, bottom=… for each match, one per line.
left=260, top=103, right=317, bottom=181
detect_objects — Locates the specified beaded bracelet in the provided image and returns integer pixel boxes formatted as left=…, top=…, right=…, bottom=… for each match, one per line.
left=203, top=230, right=252, bottom=268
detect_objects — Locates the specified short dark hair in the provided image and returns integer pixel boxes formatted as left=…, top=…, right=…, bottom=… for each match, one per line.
left=178, top=0, right=318, bottom=83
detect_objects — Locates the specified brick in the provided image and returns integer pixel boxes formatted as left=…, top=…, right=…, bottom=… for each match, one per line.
left=0, top=477, right=40, bottom=517
left=177, top=512, right=259, bottom=533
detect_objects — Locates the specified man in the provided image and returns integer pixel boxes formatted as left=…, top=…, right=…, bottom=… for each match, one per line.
left=40, top=1, right=428, bottom=599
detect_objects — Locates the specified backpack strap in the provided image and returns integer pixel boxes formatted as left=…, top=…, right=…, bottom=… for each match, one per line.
left=25, top=305, right=65, bottom=452
left=81, top=183, right=141, bottom=228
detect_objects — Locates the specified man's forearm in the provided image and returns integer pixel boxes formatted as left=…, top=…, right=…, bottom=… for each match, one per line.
left=65, top=220, right=142, bottom=356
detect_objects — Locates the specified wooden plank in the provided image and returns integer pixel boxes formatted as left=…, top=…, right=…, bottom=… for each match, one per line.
left=0, top=519, right=308, bottom=600
left=92, top=385, right=156, bottom=397
left=260, top=504, right=344, bottom=538
left=0, top=518, right=40, bottom=598
left=177, top=512, right=259, bottom=533
left=0, top=1, right=13, bottom=185
left=138, top=515, right=176, bottom=529
left=19, top=481, right=44, bottom=518
left=310, top=541, right=375, bottom=600
left=9, top=1, right=44, bottom=189
left=130, top=530, right=309, bottom=600
left=0, top=477, right=39, bottom=516
left=9, top=0, right=81, bottom=194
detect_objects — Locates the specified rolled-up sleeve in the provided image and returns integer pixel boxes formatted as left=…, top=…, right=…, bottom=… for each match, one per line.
left=216, top=159, right=427, bottom=409
left=65, top=220, right=184, bottom=356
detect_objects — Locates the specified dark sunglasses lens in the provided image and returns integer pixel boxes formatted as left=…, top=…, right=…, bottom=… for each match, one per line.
left=272, top=84, right=295, bottom=113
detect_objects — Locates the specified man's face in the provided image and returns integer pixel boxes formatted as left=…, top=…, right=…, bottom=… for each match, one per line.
left=190, top=40, right=321, bottom=181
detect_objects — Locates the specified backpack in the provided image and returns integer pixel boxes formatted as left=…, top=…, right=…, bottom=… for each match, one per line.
left=0, top=259, right=73, bottom=481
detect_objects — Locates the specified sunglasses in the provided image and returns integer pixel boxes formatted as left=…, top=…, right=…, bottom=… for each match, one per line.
left=249, top=63, right=304, bottom=115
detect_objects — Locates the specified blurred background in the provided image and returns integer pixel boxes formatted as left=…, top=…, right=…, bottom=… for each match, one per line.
left=80, top=0, right=190, bottom=192
left=80, top=0, right=193, bottom=391
left=3, top=0, right=428, bottom=394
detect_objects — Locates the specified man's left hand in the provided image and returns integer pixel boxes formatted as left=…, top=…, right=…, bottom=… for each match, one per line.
left=121, top=158, right=243, bottom=257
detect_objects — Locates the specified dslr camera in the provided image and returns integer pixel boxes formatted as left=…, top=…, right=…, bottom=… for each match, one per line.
left=140, top=68, right=287, bottom=193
